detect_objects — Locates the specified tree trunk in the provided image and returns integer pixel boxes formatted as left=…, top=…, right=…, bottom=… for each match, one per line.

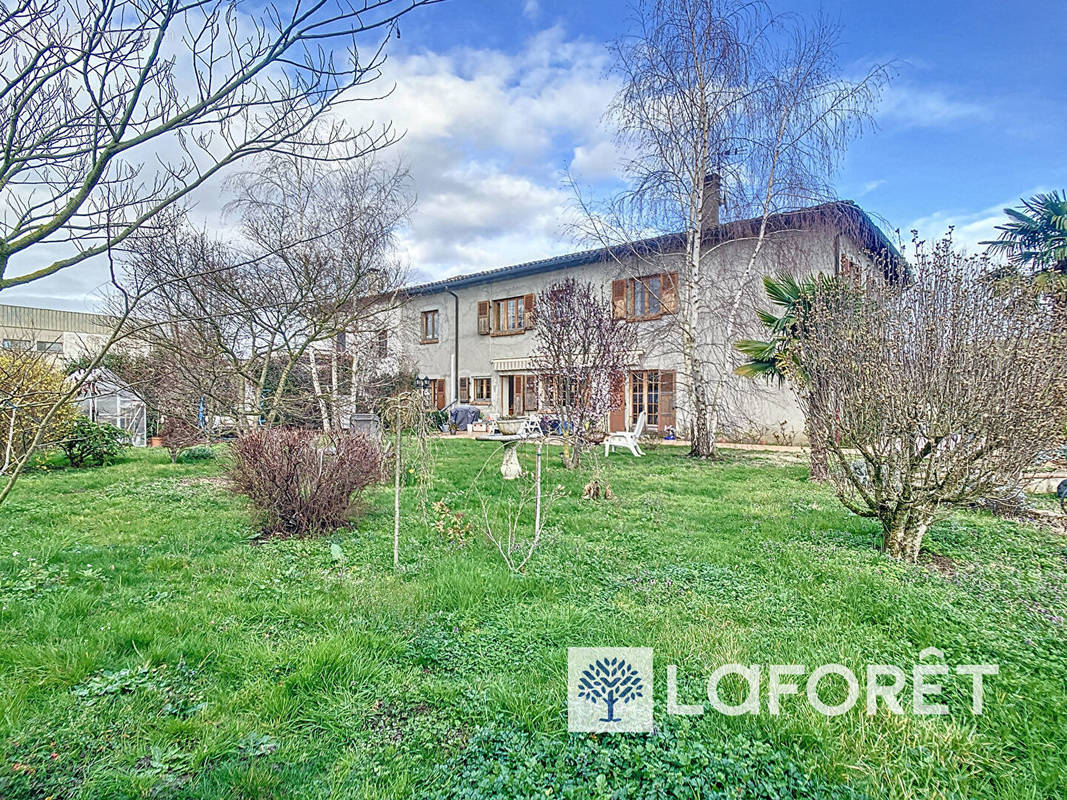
left=393, top=418, right=402, bottom=570
left=685, top=342, right=717, bottom=459
left=805, top=418, right=830, bottom=482
left=309, top=349, right=331, bottom=432
left=883, top=510, right=930, bottom=564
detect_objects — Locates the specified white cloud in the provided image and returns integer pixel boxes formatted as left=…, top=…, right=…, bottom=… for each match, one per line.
left=857, top=179, right=886, bottom=196
left=906, top=190, right=1048, bottom=255
left=2, top=28, right=622, bottom=309
left=342, top=28, right=622, bottom=279
left=877, top=85, right=990, bottom=129
left=523, top=0, right=540, bottom=21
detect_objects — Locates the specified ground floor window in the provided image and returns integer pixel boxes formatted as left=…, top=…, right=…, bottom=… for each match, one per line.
left=631, top=370, right=660, bottom=426
left=473, top=377, right=491, bottom=403
left=613, top=369, right=674, bottom=433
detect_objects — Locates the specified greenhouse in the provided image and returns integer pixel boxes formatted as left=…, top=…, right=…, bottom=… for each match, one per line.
left=72, top=368, right=147, bottom=447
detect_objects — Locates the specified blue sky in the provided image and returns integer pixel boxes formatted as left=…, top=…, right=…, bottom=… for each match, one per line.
left=8, top=0, right=1065, bottom=309
left=398, top=0, right=1066, bottom=237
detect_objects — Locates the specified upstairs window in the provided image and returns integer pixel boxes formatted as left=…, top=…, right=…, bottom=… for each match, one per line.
left=377, top=330, right=388, bottom=358
left=2, top=339, right=31, bottom=351
left=36, top=340, right=63, bottom=354
left=631, top=275, right=662, bottom=318
left=479, top=294, right=534, bottom=335
left=612, top=273, right=678, bottom=321
left=494, top=297, right=524, bottom=333
left=421, top=310, right=439, bottom=343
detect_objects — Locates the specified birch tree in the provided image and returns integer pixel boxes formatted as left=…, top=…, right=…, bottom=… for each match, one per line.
left=581, top=0, right=889, bottom=457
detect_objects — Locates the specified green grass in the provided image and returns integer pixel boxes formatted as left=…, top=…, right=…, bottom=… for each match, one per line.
left=0, top=441, right=1064, bottom=799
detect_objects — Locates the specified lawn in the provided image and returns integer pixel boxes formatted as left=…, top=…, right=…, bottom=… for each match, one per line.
left=0, top=440, right=1064, bottom=799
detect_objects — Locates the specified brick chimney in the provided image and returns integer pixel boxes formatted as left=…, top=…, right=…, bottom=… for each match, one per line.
left=700, top=173, right=721, bottom=230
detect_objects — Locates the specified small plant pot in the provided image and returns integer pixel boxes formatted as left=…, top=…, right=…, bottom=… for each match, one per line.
left=149, top=436, right=164, bottom=448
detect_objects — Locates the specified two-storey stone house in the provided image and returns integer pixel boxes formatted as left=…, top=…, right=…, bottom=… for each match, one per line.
left=389, top=196, right=899, bottom=441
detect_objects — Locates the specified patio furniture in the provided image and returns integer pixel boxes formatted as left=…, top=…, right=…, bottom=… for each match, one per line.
left=518, top=415, right=543, bottom=438
left=475, top=434, right=525, bottom=479
left=605, top=411, right=647, bottom=457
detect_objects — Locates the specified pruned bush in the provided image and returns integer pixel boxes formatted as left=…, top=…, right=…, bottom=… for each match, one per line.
left=791, top=234, right=1067, bottom=562
left=160, top=417, right=203, bottom=464
left=62, top=418, right=130, bottom=467
left=229, top=428, right=381, bottom=536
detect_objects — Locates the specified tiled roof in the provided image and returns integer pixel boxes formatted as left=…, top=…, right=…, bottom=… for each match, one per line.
left=404, top=201, right=903, bottom=296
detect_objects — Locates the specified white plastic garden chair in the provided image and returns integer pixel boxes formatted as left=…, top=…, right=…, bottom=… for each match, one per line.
left=605, top=410, right=646, bottom=457
left=519, top=414, right=543, bottom=438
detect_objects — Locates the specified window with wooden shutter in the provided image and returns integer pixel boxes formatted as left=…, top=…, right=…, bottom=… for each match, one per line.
left=420, top=310, right=440, bottom=343
left=477, top=300, right=491, bottom=334
left=473, top=377, right=492, bottom=403
left=630, top=274, right=664, bottom=318
left=492, top=296, right=527, bottom=335
left=459, top=377, right=469, bottom=404
left=612, top=279, right=627, bottom=319
left=662, top=272, right=679, bottom=314
left=523, top=293, right=535, bottom=329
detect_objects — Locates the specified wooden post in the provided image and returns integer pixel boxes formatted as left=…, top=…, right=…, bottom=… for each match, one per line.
left=393, top=410, right=402, bottom=569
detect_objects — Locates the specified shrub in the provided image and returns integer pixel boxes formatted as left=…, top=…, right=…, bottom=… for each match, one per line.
left=175, top=445, right=215, bottom=463
left=160, top=417, right=203, bottom=463
left=229, top=428, right=381, bottom=536
left=0, top=352, right=78, bottom=470
left=791, top=235, right=1067, bottom=562
left=62, top=418, right=130, bottom=467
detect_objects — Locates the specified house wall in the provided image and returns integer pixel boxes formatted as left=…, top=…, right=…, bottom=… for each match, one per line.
left=391, top=226, right=880, bottom=442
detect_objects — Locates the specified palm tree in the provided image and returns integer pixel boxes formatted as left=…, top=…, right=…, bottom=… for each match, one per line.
left=982, top=191, right=1067, bottom=293
left=735, top=272, right=831, bottom=481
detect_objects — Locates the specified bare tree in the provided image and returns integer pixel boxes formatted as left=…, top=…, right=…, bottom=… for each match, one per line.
left=790, top=235, right=1067, bottom=563
left=530, top=278, right=637, bottom=468
left=0, top=0, right=440, bottom=291
left=577, top=0, right=889, bottom=457
left=120, top=150, right=412, bottom=431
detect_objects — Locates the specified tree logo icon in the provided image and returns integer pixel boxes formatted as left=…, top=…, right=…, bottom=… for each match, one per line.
left=568, top=647, right=653, bottom=732
left=577, top=656, right=645, bottom=722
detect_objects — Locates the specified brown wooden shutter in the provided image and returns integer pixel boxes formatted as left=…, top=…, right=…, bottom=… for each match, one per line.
left=435, top=379, right=446, bottom=410
left=477, top=300, right=491, bottom=335
left=523, top=293, right=535, bottom=329
left=612, top=279, right=627, bottom=320
left=659, top=370, right=675, bottom=432
left=523, top=374, right=538, bottom=411
left=459, top=377, right=469, bottom=404
left=513, top=375, right=524, bottom=415
left=608, top=373, right=627, bottom=432
left=662, top=272, right=679, bottom=314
